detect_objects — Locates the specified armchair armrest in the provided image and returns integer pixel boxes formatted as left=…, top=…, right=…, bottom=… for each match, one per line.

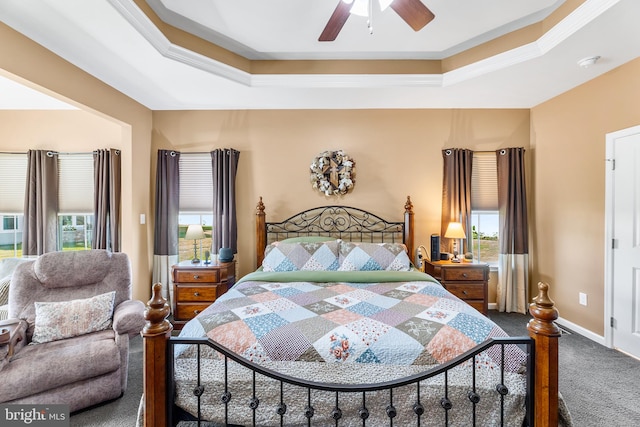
left=112, top=300, right=146, bottom=337
left=0, top=319, right=28, bottom=371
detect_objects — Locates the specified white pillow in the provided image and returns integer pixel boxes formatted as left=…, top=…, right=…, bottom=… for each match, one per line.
left=31, top=291, right=116, bottom=344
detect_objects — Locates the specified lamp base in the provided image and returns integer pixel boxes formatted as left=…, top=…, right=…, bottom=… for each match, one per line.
left=191, top=240, right=200, bottom=264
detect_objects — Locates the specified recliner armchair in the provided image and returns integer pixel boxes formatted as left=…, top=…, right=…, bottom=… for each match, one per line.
left=0, top=250, right=145, bottom=412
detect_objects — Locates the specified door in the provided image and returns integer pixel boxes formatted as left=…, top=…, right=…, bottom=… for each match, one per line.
left=607, top=125, right=640, bottom=358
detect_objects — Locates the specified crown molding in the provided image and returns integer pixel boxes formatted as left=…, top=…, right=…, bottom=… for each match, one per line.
left=110, top=0, right=615, bottom=90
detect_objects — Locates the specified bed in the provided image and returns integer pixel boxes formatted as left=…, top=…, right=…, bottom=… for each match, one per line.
left=141, top=197, right=567, bottom=426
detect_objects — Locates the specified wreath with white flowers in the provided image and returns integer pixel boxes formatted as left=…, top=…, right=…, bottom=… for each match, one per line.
left=310, top=150, right=355, bottom=196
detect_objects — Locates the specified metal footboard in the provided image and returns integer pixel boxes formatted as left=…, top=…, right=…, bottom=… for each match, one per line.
left=167, top=336, right=535, bottom=427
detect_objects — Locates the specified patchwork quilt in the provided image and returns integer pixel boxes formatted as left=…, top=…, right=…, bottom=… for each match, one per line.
left=178, top=270, right=525, bottom=372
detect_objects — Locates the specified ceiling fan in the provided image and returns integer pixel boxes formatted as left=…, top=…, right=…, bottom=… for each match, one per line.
left=319, top=0, right=435, bottom=42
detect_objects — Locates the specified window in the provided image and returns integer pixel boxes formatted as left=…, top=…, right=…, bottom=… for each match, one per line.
left=178, top=214, right=213, bottom=263
left=0, top=153, right=27, bottom=259
left=471, top=152, right=499, bottom=265
left=57, top=153, right=94, bottom=251
left=0, top=152, right=96, bottom=257
left=0, top=215, right=23, bottom=259
left=59, top=214, right=94, bottom=251
left=178, top=153, right=214, bottom=262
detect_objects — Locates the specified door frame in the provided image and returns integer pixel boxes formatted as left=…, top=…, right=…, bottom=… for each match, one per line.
left=604, top=124, right=640, bottom=349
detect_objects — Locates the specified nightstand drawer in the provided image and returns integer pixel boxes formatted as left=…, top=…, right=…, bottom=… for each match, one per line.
left=174, top=269, right=220, bottom=283
left=175, top=303, right=211, bottom=320
left=444, top=283, right=485, bottom=300
left=423, top=259, right=489, bottom=316
left=441, top=267, right=485, bottom=282
left=171, top=261, right=236, bottom=327
left=176, top=285, right=220, bottom=302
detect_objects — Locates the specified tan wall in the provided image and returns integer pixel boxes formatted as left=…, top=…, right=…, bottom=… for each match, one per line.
left=153, top=109, right=530, bottom=285
left=531, top=57, right=640, bottom=335
left=9, top=16, right=640, bottom=341
left=0, top=22, right=153, bottom=302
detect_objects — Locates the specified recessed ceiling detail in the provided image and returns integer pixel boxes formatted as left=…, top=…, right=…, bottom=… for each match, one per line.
left=1, top=0, right=638, bottom=110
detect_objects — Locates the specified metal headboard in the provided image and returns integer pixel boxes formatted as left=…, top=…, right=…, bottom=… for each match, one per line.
left=255, top=197, right=414, bottom=268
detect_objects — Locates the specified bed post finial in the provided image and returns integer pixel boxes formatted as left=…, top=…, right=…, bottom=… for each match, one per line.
left=404, top=196, right=413, bottom=213
left=404, top=196, right=414, bottom=263
left=143, top=283, right=171, bottom=334
left=142, top=283, right=173, bottom=427
left=527, top=282, right=560, bottom=427
left=256, top=197, right=267, bottom=269
left=528, top=282, right=560, bottom=336
left=256, top=196, right=265, bottom=214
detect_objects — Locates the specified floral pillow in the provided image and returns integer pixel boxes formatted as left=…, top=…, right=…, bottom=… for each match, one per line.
left=338, top=241, right=412, bottom=271
left=31, top=291, right=116, bottom=344
left=262, top=240, right=339, bottom=272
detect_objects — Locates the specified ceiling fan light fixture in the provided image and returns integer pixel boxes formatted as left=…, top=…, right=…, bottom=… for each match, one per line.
left=350, top=0, right=369, bottom=17
left=379, top=0, right=394, bottom=11
left=346, top=0, right=392, bottom=17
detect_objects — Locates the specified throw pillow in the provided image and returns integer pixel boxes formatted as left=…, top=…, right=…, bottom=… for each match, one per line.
left=31, top=291, right=116, bottom=344
left=0, top=275, right=10, bottom=306
left=279, top=236, right=335, bottom=244
left=262, top=240, right=339, bottom=272
left=338, top=241, right=412, bottom=271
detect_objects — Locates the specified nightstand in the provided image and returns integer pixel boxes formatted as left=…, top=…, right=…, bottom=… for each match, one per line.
left=171, top=260, right=235, bottom=328
left=423, top=259, right=489, bottom=315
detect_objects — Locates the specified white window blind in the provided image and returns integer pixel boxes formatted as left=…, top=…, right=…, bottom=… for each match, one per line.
left=0, top=153, right=27, bottom=213
left=471, top=152, right=498, bottom=211
left=179, top=153, right=213, bottom=213
left=58, top=153, right=94, bottom=213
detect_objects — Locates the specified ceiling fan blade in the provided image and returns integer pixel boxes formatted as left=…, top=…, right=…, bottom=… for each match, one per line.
left=390, top=0, right=435, bottom=32
left=319, top=1, right=353, bottom=42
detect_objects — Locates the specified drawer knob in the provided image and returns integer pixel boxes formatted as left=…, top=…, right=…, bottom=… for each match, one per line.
left=193, top=275, right=200, bottom=279
left=462, top=273, right=468, bottom=277
left=194, top=309, right=201, bottom=315
left=194, top=292, right=200, bottom=297
left=462, top=290, right=468, bottom=295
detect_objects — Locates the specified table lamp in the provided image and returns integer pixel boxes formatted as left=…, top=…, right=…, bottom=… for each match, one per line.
left=185, top=224, right=205, bottom=264
left=445, top=222, right=466, bottom=263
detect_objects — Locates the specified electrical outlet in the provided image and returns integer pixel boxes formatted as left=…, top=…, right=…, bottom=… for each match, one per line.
left=579, top=292, right=588, bottom=306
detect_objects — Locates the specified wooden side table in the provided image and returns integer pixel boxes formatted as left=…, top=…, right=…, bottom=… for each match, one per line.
left=171, top=260, right=235, bottom=328
left=424, top=259, right=489, bottom=315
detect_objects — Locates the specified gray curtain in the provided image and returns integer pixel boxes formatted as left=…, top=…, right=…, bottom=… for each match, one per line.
left=22, top=150, right=58, bottom=256
left=93, top=149, right=121, bottom=251
left=152, top=150, right=180, bottom=305
left=211, top=148, right=240, bottom=255
left=441, top=148, right=473, bottom=255
left=496, top=147, right=529, bottom=313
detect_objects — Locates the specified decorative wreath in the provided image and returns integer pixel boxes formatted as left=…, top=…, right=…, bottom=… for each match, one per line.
left=310, top=150, right=355, bottom=196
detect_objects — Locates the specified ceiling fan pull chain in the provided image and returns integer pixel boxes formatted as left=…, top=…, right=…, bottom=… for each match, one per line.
left=368, top=0, right=374, bottom=34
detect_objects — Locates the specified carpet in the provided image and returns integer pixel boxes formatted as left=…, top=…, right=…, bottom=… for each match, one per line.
left=71, top=311, right=640, bottom=426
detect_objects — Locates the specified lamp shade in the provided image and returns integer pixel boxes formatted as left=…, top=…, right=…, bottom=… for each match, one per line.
left=185, top=224, right=205, bottom=240
left=444, top=222, right=466, bottom=239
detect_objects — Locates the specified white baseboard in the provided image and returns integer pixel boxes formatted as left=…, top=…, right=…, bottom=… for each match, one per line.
left=554, top=316, right=606, bottom=346
left=487, top=303, right=606, bottom=346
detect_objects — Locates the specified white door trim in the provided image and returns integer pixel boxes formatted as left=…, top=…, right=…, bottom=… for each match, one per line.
left=604, top=124, right=640, bottom=349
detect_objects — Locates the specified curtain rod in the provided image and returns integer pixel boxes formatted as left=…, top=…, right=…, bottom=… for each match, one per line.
left=164, top=149, right=238, bottom=157
left=0, top=150, right=119, bottom=156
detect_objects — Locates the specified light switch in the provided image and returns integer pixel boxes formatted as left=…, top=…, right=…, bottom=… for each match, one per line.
left=140, top=214, right=146, bottom=224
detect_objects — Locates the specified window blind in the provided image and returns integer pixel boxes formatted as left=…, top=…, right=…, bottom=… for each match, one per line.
left=471, top=151, right=498, bottom=211
left=0, top=153, right=27, bottom=213
left=179, top=153, right=214, bottom=213
left=58, top=153, right=94, bottom=213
